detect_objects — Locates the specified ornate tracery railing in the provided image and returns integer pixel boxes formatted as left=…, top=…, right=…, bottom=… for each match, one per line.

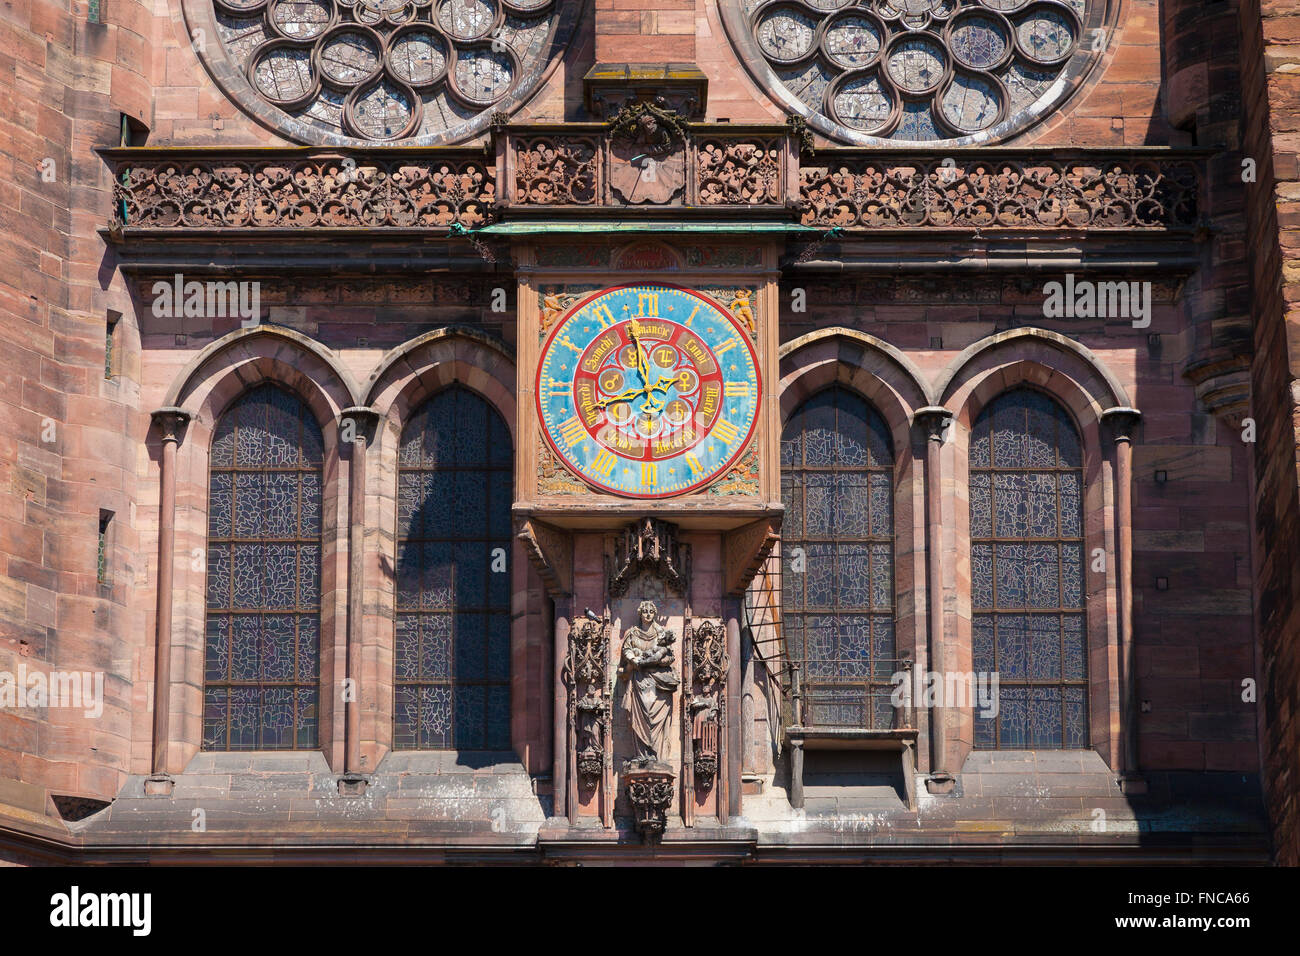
left=99, top=138, right=1204, bottom=235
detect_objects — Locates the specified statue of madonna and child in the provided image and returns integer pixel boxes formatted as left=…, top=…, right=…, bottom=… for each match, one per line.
left=618, top=600, right=680, bottom=766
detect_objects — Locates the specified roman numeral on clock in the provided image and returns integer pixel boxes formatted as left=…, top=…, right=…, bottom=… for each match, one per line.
left=592, top=304, right=615, bottom=329
left=545, top=377, right=569, bottom=397
left=641, top=462, right=657, bottom=487
left=638, top=293, right=659, bottom=317
left=592, top=448, right=617, bottom=479
left=713, top=419, right=740, bottom=445
left=714, top=338, right=737, bottom=357
left=724, top=382, right=750, bottom=398
left=685, top=453, right=703, bottom=477
left=559, top=417, right=586, bottom=448
left=558, top=335, right=583, bottom=354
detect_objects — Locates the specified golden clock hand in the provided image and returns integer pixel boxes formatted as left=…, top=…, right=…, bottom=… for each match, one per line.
left=592, top=386, right=646, bottom=410
left=627, top=319, right=651, bottom=386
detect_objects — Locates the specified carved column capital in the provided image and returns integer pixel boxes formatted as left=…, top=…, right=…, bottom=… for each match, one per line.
left=338, top=406, right=380, bottom=446
left=1101, top=406, right=1143, bottom=444
left=913, top=406, right=953, bottom=443
left=150, top=407, right=192, bottom=445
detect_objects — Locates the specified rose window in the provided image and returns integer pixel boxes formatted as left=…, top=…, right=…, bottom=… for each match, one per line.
left=193, top=0, right=576, bottom=145
left=723, top=0, right=1108, bottom=146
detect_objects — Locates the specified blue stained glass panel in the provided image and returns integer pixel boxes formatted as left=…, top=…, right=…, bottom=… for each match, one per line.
left=203, top=385, right=322, bottom=751
left=395, top=387, right=513, bottom=751
left=781, top=387, right=895, bottom=729
left=971, top=388, right=1087, bottom=749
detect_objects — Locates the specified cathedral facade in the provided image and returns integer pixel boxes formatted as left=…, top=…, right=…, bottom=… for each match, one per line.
left=0, top=0, right=1297, bottom=864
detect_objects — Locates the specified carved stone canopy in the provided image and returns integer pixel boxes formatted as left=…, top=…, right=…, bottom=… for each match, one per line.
left=583, top=63, right=708, bottom=121
left=609, top=518, right=690, bottom=598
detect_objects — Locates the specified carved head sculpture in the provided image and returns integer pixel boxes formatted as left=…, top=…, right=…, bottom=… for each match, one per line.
left=638, top=600, right=657, bottom=629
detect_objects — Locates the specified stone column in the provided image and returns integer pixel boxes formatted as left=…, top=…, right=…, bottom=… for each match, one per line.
left=552, top=597, right=573, bottom=822
left=147, top=408, right=191, bottom=791
left=914, top=407, right=954, bottom=793
left=725, top=601, right=742, bottom=823
left=338, top=407, right=378, bottom=793
left=1102, top=407, right=1142, bottom=789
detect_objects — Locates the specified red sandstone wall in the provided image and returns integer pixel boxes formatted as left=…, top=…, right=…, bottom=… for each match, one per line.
left=0, top=0, right=154, bottom=822
left=0, top=0, right=1276, bottom=846
left=1240, top=0, right=1300, bottom=867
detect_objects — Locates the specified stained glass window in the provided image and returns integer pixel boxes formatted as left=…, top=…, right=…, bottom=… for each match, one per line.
left=203, top=384, right=324, bottom=750
left=970, top=387, right=1087, bottom=749
left=781, top=386, right=896, bottom=729
left=731, top=0, right=1106, bottom=146
left=395, top=387, right=513, bottom=750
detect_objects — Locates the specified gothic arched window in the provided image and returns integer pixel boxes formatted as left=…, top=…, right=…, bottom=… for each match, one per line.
left=204, top=384, right=324, bottom=751
left=970, top=387, right=1087, bottom=749
left=781, top=386, right=895, bottom=729
left=395, top=387, right=513, bottom=751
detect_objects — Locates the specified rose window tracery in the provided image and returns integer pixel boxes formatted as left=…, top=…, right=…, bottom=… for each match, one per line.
left=199, top=0, right=575, bottom=144
left=725, top=0, right=1107, bottom=146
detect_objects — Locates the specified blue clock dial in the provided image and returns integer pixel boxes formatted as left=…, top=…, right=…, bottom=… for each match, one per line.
left=536, top=285, right=761, bottom=498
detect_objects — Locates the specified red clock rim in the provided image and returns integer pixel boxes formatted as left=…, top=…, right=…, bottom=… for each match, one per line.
left=534, top=283, right=763, bottom=499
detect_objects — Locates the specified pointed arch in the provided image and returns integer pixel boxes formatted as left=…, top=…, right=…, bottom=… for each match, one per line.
left=364, top=326, right=516, bottom=444
left=164, top=325, right=360, bottom=430
left=936, top=328, right=1132, bottom=431
left=157, top=327, right=355, bottom=772
left=779, top=327, right=932, bottom=452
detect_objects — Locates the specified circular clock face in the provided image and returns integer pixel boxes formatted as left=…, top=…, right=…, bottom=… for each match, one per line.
left=537, top=285, right=761, bottom=499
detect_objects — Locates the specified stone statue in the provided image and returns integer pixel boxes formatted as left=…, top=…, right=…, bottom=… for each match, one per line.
left=618, top=600, right=680, bottom=763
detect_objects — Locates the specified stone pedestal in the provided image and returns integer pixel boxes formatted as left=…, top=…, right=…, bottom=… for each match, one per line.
left=624, top=762, right=675, bottom=841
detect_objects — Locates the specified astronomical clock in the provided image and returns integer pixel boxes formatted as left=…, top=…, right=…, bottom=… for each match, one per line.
left=536, top=285, right=761, bottom=499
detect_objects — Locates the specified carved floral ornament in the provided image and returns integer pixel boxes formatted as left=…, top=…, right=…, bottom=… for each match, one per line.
left=105, top=149, right=1200, bottom=233
left=722, top=0, right=1110, bottom=147
left=191, top=0, right=581, bottom=145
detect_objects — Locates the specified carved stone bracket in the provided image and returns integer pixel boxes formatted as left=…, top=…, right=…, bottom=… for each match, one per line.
left=914, top=406, right=954, bottom=444
left=564, top=613, right=613, bottom=824
left=1101, top=406, right=1143, bottom=444
left=517, top=518, right=573, bottom=597
left=608, top=518, right=690, bottom=599
left=724, top=517, right=780, bottom=597
left=1185, top=354, right=1251, bottom=426
left=624, top=765, right=674, bottom=841
left=151, top=407, right=193, bottom=445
